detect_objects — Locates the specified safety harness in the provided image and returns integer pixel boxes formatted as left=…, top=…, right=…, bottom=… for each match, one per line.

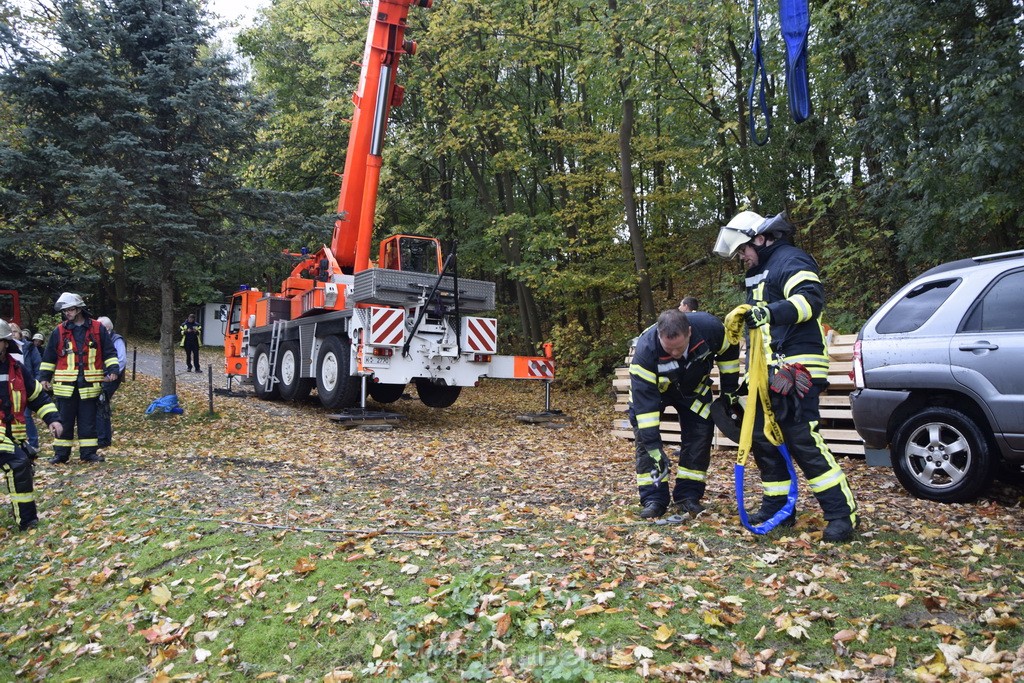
left=55, top=319, right=105, bottom=384
left=1, top=355, right=29, bottom=449
left=748, top=0, right=812, bottom=145
left=725, top=305, right=798, bottom=534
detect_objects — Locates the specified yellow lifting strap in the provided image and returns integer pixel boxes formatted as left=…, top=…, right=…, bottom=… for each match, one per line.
left=724, top=304, right=784, bottom=465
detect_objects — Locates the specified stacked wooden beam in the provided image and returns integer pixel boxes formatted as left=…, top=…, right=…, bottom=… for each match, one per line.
left=611, top=333, right=865, bottom=457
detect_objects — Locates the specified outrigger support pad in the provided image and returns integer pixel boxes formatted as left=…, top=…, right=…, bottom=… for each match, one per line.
left=214, top=374, right=249, bottom=398
left=517, top=380, right=569, bottom=424
left=328, top=408, right=406, bottom=429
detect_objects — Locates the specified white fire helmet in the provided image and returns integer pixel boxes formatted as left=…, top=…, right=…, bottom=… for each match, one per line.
left=0, top=319, right=14, bottom=341
left=54, top=292, right=86, bottom=312
left=713, top=211, right=795, bottom=259
left=712, top=211, right=767, bottom=259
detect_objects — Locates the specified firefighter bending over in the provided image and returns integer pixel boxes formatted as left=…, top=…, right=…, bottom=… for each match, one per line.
left=628, top=309, right=740, bottom=521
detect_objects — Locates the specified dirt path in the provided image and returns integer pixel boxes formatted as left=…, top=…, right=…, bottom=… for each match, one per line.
left=122, top=343, right=247, bottom=394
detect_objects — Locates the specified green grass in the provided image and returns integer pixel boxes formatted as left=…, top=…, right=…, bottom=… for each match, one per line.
left=1, top=376, right=1022, bottom=681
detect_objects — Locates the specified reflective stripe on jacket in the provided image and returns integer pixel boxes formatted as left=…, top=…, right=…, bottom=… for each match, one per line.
left=39, top=319, right=119, bottom=398
left=744, top=241, right=830, bottom=380
left=628, top=313, right=740, bottom=454
left=1, top=355, right=58, bottom=452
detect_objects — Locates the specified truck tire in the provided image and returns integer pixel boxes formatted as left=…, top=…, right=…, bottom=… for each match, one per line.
left=415, top=378, right=461, bottom=408
left=316, top=336, right=359, bottom=409
left=369, top=382, right=406, bottom=404
left=891, top=407, right=994, bottom=503
left=252, top=343, right=280, bottom=400
left=277, top=341, right=313, bottom=401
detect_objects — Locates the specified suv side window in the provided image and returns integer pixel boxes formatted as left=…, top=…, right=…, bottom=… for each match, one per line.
left=875, top=278, right=961, bottom=334
left=961, top=269, right=1024, bottom=332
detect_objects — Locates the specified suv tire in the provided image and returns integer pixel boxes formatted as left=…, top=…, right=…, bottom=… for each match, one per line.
left=891, top=407, right=994, bottom=503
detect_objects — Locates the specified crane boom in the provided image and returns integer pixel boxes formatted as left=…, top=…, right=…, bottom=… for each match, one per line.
left=332, top=0, right=423, bottom=274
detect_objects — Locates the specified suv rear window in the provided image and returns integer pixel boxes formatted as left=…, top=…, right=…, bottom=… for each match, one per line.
left=876, top=278, right=960, bottom=334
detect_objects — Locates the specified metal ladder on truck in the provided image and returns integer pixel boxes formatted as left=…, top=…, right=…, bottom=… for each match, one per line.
left=266, top=319, right=285, bottom=390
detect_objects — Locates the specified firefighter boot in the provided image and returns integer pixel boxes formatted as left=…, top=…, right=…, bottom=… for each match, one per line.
left=676, top=498, right=706, bottom=517
left=639, top=501, right=666, bottom=519
left=18, top=502, right=39, bottom=531
left=822, top=516, right=859, bottom=543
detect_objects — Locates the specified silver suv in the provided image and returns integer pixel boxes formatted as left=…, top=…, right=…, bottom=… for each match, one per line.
left=850, top=250, right=1024, bottom=503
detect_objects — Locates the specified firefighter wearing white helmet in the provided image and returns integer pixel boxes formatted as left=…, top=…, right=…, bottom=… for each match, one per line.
left=714, top=211, right=859, bottom=543
left=0, top=318, right=64, bottom=530
left=38, top=293, right=120, bottom=464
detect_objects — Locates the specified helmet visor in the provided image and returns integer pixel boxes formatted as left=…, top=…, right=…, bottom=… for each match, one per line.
left=713, top=227, right=750, bottom=259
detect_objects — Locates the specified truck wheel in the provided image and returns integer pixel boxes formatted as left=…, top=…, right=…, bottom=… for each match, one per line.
left=415, top=378, right=461, bottom=408
left=369, top=382, right=406, bottom=404
left=252, top=343, right=279, bottom=400
left=316, top=336, right=358, bottom=409
left=277, top=341, right=313, bottom=401
left=891, top=407, right=993, bottom=503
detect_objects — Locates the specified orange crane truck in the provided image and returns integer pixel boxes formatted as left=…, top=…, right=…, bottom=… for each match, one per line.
left=223, top=0, right=554, bottom=411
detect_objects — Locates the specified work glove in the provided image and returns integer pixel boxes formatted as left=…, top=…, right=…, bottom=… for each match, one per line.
left=648, top=448, right=670, bottom=484
left=745, top=305, right=771, bottom=329
left=769, top=363, right=813, bottom=398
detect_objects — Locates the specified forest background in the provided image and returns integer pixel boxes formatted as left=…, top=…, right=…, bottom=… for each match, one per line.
left=2, top=0, right=1022, bottom=387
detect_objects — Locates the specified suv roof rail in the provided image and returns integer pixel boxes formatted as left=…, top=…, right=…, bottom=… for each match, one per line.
left=972, top=249, right=1024, bottom=263
left=916, top=249, right=1024, bottom=281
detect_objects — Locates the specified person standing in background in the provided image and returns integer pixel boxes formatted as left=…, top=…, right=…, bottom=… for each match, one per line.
left=179, top=313, right=202, bottom=373
left=95, top=316, right=126, bottom=450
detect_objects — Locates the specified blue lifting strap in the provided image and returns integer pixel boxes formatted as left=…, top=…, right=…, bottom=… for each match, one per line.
left=780, top=0, right=812, bottom=123
left=747, top=0, right=771, bottom=146
left=735, top=443, right=799, bottom=535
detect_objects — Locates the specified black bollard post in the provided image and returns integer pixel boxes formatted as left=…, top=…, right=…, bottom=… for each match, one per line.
left=132, top=347, right=137, bottom=381
left=208, top=364, right=214, bottom=414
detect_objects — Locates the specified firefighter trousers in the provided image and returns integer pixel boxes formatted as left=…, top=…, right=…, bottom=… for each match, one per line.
left=2, top=444, right=37, bottom=530
left=54, top=389, right=100, bottom=461
left=631, top=398, right=715, bottom=509
left=749, top=383, right=858, bottom=523
left=183, top=343, right=200, bottom=371
left=96, top=380, right=119, bottom=448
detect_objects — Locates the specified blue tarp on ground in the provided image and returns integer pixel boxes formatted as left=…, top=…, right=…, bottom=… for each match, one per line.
left=146, top=394, right=183, bottom=415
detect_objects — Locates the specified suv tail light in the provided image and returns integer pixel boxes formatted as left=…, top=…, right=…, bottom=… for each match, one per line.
left=851, top=339, right=865, bottom=389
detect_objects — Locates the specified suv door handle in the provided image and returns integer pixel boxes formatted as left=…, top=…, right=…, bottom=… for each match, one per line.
left=959, top=342, right=999, bottom=352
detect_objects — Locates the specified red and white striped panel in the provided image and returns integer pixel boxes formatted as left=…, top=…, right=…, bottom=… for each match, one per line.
left=463, top=317, right=498, bottom=354
left=368, top=307, right=405, bottom=346
left=526, top=359, right=554, bottom=378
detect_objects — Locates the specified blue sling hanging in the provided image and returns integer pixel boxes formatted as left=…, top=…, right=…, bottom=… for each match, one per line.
left=748, top=0, right=813, bottom=144
left=780, top=0, right=812, bottom=123
left=747, top=0, right=771, bottom=146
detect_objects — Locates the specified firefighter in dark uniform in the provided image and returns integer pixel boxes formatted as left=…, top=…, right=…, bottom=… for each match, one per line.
left=1, top=319, right=63, bottom=530
left=179, top=313, right=202, bottom=372
left=714, top=211, right=859, bottom=542
left=38, top=292, right=120, bottom=464
left=628, top=309, right=740, bottom=520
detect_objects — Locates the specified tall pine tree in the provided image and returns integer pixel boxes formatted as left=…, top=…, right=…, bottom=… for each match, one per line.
left=0, top=0, right=302, bottom=394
